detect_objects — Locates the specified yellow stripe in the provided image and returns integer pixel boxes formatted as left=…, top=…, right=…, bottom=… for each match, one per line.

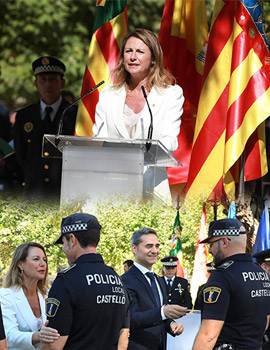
left=210, top=0, right=225, bottom=31
left=224, top=87, right=270, bottom=173
left=194, top=0, right=208, bottom=74
left=87, top=35, right=111, bottom=85
left=193, top=32, right=236, bottom=142
left=75, top=102, right=94, bottom=137
left=110, top=12, right=128, bottom=49
left=187, top=132, right=225, bottom=199
left=171, top=0, right=185, bottom=38
left=228, top=48, right=262, bottom=108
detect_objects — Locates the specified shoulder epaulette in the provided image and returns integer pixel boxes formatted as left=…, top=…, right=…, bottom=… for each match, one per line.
left=217, top=261, right=234, bottom=269
left=59, top=263, right=76, bottom=274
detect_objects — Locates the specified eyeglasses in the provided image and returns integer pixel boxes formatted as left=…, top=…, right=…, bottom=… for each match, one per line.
left=206, top=237, right=231, bottom=248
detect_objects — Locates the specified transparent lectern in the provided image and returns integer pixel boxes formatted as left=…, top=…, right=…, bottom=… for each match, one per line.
left=43, top=135, right=182, bottom=203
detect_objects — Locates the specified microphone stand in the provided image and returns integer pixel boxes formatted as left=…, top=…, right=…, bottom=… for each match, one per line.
left=141, top=86, right=153, bottom=152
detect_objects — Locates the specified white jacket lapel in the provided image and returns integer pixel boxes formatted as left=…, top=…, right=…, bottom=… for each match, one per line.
left=111, top=86, right=130, bottom=139
left=15, top=287, right=40, bottom=332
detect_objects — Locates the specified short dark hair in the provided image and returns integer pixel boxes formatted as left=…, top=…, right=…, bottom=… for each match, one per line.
left=64, top=229, right=100, bottom=248
left=123, top=259, right=133, bottom=267
left=131, top=227, right=157, bottom=246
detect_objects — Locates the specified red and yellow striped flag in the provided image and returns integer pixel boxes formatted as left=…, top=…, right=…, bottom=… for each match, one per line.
left=158, top=0, right=208, bottom=196
left=186, top=0, right=270, bottom=202
left=75, top=0, right=128, bottom=136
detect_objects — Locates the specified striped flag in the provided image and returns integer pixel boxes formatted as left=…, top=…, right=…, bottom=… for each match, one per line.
left=158, top=0, right=208, bottom=193
left=170, top=209, right=184, bottom=277
left=75, top=0, right=128, bottom=136
left=186, top=0, right=270, bottom=202
left=253, top=199, right=270, bottom=259
left=190, top=204, right=209, bottom=304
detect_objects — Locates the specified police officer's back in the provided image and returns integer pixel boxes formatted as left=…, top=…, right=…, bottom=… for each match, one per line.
left=42, top=213, right=129, bottom=350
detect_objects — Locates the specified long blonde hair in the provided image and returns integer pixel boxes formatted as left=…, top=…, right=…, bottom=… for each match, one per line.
left=112, top=28, right=175, bottom=89
left=3, top=242, right=48, bottom=296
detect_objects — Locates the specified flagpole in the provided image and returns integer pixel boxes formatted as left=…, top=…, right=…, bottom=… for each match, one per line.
left=238, top=151, right=245, bottom=203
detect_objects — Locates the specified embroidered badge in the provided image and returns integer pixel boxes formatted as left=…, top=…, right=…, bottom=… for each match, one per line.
left=249, top=28, right=256, bottom=39
left=24, top=122, right=33, bottom=133
left=203, top=287, right=221, bottom=303
left=42, top=57, right=50, bottom=65
left=46, top=298, right=60, bottom=317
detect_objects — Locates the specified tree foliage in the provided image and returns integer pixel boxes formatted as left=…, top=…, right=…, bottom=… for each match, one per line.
left=0, top=192, right=225, bottom=277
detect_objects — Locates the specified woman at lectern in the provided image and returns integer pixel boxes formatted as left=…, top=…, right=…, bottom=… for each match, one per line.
left=93, top=28, right=184, bottom=153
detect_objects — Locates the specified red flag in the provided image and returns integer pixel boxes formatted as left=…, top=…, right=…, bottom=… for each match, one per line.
left=158, top=0, right=208, bottom=193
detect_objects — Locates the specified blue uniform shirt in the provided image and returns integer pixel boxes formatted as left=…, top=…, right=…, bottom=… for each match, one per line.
left=46, top=253, right=129, bottom=350
left=201, top=253, right=270, bottom=348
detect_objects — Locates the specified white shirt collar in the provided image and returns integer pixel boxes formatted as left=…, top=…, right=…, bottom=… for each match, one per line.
left=40, top=95, right=62, bottom=120
left=134, top=261, right=153, bottom=275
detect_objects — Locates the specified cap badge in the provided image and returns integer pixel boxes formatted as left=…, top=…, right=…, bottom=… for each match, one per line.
left=24, top=122, right=33, bottom=133
left=42, top=57, right=50, bottom=65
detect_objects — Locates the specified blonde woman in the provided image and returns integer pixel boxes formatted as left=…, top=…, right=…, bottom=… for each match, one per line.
left=0, top=242, right=59, bottom=349
left=93, top=28, right=184, bottom=153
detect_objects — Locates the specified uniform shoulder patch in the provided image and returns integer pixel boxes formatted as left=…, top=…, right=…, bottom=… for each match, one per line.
left=59, top=263, right=76, bottom=274
left=46, top=298, right=60, bottom=317
left=217, top=261, right=234, bottom=269
left=203, top=286, right=221, bottom=303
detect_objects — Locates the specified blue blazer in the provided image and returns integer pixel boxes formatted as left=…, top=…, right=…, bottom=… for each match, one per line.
left=121, top=265, right=174, bottom=350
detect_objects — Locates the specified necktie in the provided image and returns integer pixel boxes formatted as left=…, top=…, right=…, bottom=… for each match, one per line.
left=167, top=279, right=172, bottom=287
left=44, top=106, right=53, bottom=133
left=146, top=272, right=161, bottom=307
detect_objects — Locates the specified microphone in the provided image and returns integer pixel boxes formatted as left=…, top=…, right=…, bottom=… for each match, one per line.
left=141, top=86, right=153, bottom=152
left=55, top=80, right=105, bottom=146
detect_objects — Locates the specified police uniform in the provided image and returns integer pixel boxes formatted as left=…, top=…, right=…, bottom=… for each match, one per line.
left=14, top=56, right=76, bottom=196
left=200, top=219, right=270, bottom=349
left=161, top=256, right=192, bottom=308
left=46, top=214, right=130, bottom=350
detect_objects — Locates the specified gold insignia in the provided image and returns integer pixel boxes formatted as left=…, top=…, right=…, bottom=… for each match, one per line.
left=170, top=258, right=173, bottom=262
left=218, top=261, right=234, bottom=269
left=203, top=286, right=221, bottom=303
left=42, top=57, right=50, bottom=65
left=46, top=298, right=60, bottom=317
left=60, top=263, right=76, bottom=274
left=24, top=122, right=33, bottom=133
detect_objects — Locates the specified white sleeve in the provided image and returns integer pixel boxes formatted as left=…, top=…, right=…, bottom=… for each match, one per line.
left=0, top=289, right=36, bottom=350
left=92, top=88, right=109, bottom=138
left=159, top=84, right=184, bottom=153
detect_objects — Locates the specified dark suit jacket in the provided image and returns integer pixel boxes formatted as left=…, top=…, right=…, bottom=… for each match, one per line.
left=14, top=98, right=76, bottom=196
left=163, top=276, right=192, bottom=309
left=121, top=265, right=174, bottom=350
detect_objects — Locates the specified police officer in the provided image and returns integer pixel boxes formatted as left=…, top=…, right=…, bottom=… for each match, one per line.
left=192, top=218, right=270, bottom=350
left=253, top=249, right=270, bottom=350
left=41, top=213, right=130, bottom=350
left=160, top=256, right=192, bottom=308
left=14, top=56, right=77, bottom=197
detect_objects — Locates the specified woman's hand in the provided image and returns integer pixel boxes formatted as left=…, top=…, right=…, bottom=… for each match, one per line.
left=33, top=321, right=60, bottom=344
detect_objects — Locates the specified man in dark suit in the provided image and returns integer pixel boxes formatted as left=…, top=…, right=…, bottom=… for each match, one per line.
left=14, top=56, right=77, bottom=197
left=121, top=227, right=187, bottom=350
left=161, top=256, right=192, bottom=309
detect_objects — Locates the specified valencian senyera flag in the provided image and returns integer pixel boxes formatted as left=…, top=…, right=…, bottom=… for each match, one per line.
left=75, top=0, right=128, bottom=136
left=158, top=0, right=208, bottom=197
left=170, top=209, right=184, bottom=277
left=186, top=0, right=270, bottom=202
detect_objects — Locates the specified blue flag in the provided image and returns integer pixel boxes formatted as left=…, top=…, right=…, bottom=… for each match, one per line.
left=228, top=201, right=236, bottom=219
left=253, top=200, right=270, bottom=261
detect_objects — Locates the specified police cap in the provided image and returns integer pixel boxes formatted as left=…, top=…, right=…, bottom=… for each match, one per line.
left=253, top=249, right=270, bottom=265
left=54, top=213, right=102, bottom=244
left=200, top=218, right=246, bottom=244
left=161, top=256, right=178, bottom=268
left=32, top=56, right=66, bottom=76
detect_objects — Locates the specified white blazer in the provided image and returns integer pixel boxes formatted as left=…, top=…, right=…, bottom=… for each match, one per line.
left=0, top=287, right=46, bottom=350
left=93, top=84, right=184, bottom=153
